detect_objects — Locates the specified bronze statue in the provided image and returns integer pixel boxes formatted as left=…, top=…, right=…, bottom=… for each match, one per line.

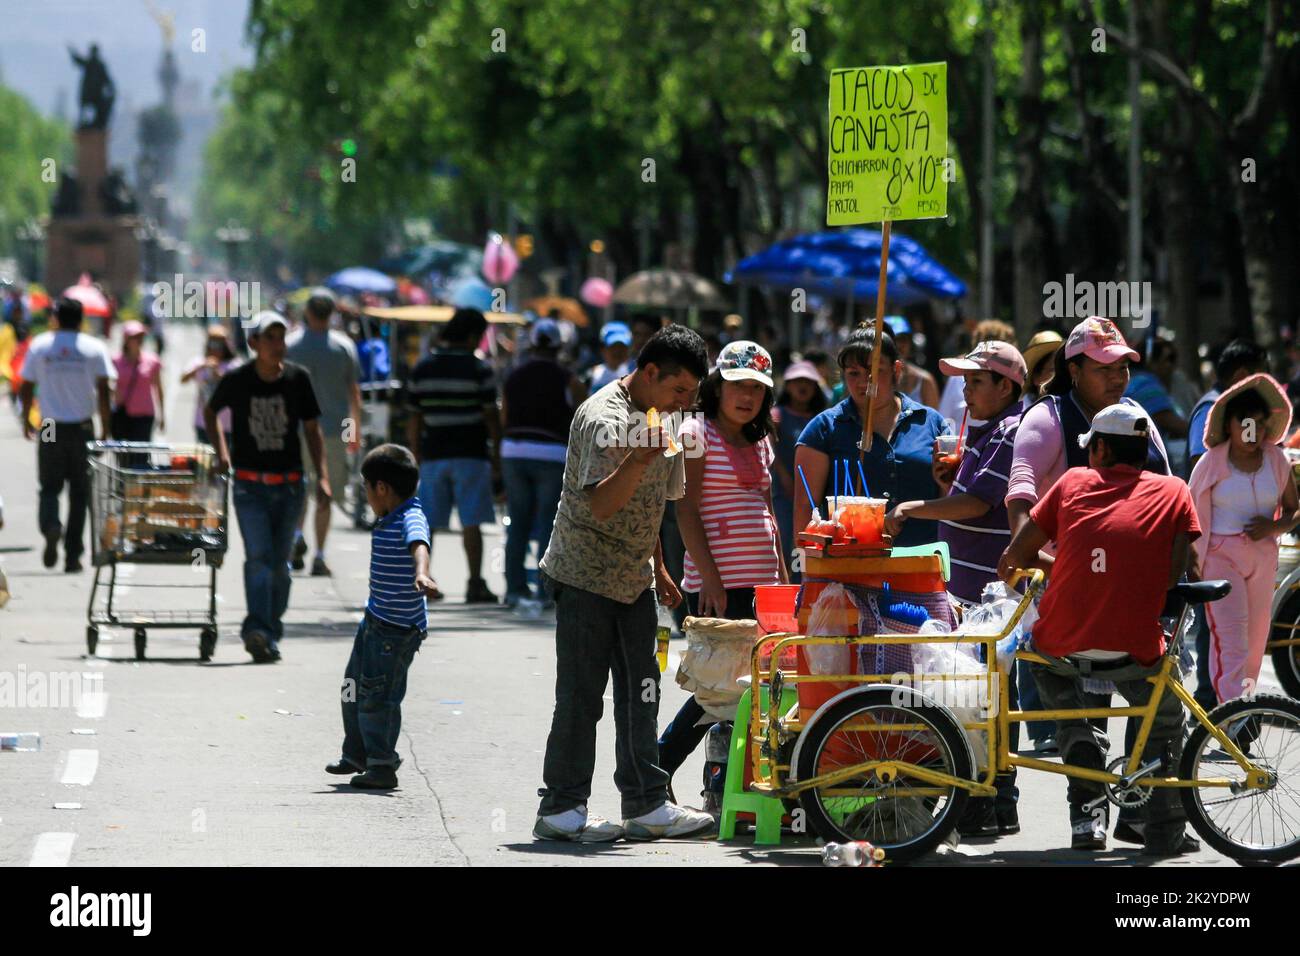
left=68, top=43, right=115, bottom=129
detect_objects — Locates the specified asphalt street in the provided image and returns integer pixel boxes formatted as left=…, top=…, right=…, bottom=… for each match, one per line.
left=0, top=320, right=1263, bottom=867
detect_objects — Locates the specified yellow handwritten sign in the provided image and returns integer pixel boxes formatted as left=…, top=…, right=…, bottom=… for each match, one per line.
left=827, top=62, right=949, bottom=225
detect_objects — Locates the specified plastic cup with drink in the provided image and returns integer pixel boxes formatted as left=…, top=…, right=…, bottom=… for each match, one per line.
left=935, top=433, right=963, bottom=472
left=826, top=496, right=887, bottom=546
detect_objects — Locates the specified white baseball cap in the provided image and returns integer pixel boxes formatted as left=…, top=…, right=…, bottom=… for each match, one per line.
left=249, top=310, right=289, bottom=336
left=1077, top=402, right=1150, bottom=448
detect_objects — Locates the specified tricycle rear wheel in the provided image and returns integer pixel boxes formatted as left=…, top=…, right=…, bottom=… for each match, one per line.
left=793, top=687, right=972, bottom=863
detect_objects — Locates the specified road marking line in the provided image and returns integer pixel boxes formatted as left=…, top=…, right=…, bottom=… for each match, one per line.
left=76, top=691, right=107, bottom=719
left=30, top=832, right=76, bottom=867
left=61, top=749, right=99, bottom=786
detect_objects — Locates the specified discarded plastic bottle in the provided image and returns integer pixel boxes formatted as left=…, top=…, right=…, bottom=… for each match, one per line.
left=0, top=733, right=41, bottom=753
left=822, top=840, right=886, bottom=867
left=703, top=721, right=732, bottom=795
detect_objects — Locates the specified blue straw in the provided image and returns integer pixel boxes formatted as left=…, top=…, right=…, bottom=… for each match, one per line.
left=857, top=460, right=870, bottom=498
left=833, top=460, right=838, bottom=514
left=797, top=464, right=817, bottom=512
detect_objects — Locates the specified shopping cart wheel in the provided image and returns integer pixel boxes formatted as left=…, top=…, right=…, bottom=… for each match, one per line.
left=86, top=626, right=98, bottom=656
left=199, top=628, right=217, bottom=662
left=133, top=628, right=147, bottom=661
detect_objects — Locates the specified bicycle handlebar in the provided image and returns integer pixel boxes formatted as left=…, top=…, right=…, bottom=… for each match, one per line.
left=1007, top=567, right=1045, bottom=592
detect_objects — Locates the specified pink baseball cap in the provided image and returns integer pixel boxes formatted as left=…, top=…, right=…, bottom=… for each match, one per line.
left=121, top=320, right=148, bottom=339
left=782, top=360, right=824, bottom=386
left=938, top=340, right=1027, bottom=386
left=1063, top=317, right=1139, bottom=365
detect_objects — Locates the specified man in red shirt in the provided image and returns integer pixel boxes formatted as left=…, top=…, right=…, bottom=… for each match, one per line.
left=999, top=404, right=1202, bottom=855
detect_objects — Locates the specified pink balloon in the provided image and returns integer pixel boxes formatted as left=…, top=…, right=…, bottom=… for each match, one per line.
left=580, top=277, right=613, bottom=308
left=482, top=234, right=519, bottom=285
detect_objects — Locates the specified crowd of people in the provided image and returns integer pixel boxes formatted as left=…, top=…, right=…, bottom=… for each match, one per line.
left=7, top=286, right=1299, bottom=850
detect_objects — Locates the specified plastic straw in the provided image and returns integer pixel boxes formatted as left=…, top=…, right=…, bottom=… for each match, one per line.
left=833, top=459, right=839, bottom=514
left=856, top=460, right=870, bottom=498
left=958, top=407, right=969, bottom=447
left=797, top=464, right=816, bottom=512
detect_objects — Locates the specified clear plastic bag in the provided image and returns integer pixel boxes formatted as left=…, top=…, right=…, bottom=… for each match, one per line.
left=961, top=581, right=1033, bottom=673
left=805, top=583, right=856, bottom=676
left=909, top=638, right=990, bottom=771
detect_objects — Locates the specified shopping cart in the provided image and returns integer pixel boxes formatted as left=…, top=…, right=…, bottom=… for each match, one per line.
left=86, top=441, right=229, bottom=661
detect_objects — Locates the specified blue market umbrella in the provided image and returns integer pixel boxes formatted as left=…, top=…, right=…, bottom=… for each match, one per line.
left=324, top=266, right=398, bottom=295
left=449, top=277, right=494, bottom=312
left=725, top=228, right=966, bottom=305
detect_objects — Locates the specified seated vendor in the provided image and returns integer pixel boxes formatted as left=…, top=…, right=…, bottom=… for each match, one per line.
left=997, top=403, right=1202, bottom=857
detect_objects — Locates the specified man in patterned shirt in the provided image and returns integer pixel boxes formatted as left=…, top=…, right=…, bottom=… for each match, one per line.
left=534, top=326, right=715, bottom=843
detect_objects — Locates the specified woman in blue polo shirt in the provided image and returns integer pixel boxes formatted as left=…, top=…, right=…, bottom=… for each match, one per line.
left=795, top=326, right=950, bottom=547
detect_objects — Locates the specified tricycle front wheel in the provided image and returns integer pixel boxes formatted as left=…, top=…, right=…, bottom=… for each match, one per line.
left=794, top=687, right=973, bottom=863
left=1180, top=694, right=1300, bottom=864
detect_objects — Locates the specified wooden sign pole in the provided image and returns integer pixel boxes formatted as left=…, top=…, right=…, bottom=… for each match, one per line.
left=860, top=219, right=892, bottom=456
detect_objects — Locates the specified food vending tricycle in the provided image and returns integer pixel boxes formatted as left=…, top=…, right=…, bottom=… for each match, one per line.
left=743, top=498, right=1300, bottom=864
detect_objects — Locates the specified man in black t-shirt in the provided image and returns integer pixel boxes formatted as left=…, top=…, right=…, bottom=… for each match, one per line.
left=206, top=311, right=326, bottom=663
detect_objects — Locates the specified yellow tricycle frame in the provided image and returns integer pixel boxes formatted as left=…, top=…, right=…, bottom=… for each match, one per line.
left=745, top=570, right=1275, bottom=806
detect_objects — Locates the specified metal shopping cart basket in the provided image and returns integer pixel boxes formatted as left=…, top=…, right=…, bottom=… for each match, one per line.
left=86, top=441, right=229, bottom=661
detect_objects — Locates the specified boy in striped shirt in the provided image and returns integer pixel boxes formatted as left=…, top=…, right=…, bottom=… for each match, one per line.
left=327, top=444, right=437, bottom=790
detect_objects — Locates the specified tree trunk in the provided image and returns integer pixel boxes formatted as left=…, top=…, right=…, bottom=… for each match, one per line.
left=1229, top=149, right=1280, bottom=349
left=1147, top=3, right=1200, bottom=372
left=1011, top=1, right=1051, bottom=342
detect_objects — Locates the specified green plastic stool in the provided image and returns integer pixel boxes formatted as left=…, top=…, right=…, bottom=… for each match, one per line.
left=719, top=684, right=799, bottom=844
left=889, top=540, right=952, bottom=582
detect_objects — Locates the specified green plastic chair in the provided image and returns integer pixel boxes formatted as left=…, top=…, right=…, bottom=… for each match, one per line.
left=719, top=684, right=799, bottom=845
left=889, top=540, right=951, bottom=582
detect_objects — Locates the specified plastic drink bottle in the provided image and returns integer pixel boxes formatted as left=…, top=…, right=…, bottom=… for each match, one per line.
left=822, top=840, right=886, bottom=867
left=704, top=721, right=732, bottom=796
left=0, top=733, right=41, bottom=752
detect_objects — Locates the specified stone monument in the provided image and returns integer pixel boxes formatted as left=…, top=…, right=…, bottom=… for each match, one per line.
left=43, top=44, right=141, bottom=300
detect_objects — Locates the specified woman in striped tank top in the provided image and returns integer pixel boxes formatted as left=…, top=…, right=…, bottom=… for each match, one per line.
left=657, top=341, right=787, bottom=808
left=677, top=341, right=788, bottom=615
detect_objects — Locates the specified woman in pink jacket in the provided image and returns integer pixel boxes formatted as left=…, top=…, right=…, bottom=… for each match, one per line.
left=1188, top=373, right=1300, bottom=703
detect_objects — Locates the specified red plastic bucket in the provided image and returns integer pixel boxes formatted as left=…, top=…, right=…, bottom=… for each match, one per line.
left=754, top=585, right=800, bottom=634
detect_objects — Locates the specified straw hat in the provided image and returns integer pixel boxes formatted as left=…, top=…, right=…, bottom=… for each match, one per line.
left=1022, top=330, right=1064, bottom=376
left=1204, top=372, right=1292, bottom=448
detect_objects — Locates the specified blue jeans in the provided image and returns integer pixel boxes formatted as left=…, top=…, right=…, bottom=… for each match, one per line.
left=231, top=479, right=305, bottom=647
left=418, top=458, right=496, bottom=529
left=340, top=612, right=425, bottom=768
left=502, top=457, right=565, bottom=596
left=1191, top=605, right=1218, bottom=710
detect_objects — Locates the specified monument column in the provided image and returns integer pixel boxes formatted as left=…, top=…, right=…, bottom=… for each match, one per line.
left=76, top=128, right=108, bottom=217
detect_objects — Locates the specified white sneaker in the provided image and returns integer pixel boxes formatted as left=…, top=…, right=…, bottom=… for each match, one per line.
left=533, top=806, right=624, bottom=843
left=624, top=802, right=716, bottom=840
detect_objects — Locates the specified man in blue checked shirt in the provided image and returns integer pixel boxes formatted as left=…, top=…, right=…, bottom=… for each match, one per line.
left=326, top=444, right=438, bottom=791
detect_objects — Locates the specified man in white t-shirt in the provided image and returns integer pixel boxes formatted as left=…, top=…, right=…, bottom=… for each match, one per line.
left=19, top=297, right=116, bottom=572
